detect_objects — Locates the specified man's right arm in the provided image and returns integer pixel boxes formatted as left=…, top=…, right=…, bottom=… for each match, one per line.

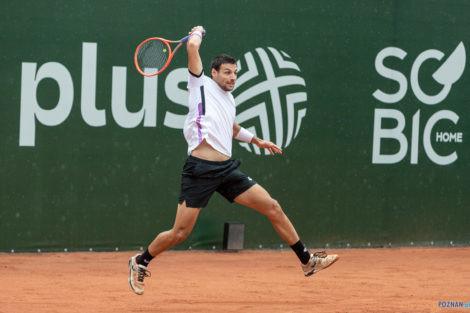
left=186, top=26, right=204, bottom=76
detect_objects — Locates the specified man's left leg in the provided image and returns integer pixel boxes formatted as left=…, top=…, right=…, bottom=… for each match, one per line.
left=234, top=184, right=299, bottom=245
left=234, top=184, right=339, bottom=276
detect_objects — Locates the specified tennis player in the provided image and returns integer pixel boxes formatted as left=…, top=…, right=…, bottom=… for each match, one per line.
left=128, top=26, right=339, bottom=295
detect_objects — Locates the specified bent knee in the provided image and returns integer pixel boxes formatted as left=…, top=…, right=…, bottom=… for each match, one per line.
left=266, top=199, right=284, bottom=219
left=171, top=228, right=191, bottom=244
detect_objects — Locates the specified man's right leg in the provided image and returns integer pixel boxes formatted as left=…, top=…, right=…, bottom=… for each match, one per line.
left=128, top=201, right=201, bottom=295
left=147, top=201, right=201, bottom=256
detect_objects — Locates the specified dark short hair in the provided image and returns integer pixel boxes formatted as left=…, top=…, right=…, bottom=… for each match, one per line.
left=210, top=54, right=237, bottom=72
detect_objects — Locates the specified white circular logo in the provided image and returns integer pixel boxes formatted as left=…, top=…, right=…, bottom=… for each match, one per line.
left=232, top=47, right=308, bottom=155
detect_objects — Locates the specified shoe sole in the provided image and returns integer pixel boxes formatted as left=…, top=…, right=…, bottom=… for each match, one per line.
left=128, top=258, right=144, bottom=295
left=304, top=255, right=340, bottom=277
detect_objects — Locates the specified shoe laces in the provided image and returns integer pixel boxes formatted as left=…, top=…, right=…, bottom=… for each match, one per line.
left=313, top=251, right=327, bottom=258
left=137, top=266, right=151, bottom=283
left=308, top=251, right=328, bottom=268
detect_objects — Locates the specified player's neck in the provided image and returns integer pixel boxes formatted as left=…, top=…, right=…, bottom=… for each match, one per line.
left=210, top=77, right=231, bottom=94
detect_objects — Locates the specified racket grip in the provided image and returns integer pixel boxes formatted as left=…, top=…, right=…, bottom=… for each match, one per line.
left=182, top=29, right=206, bottom=43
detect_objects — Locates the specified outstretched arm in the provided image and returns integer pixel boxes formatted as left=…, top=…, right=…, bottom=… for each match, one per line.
left=233, top=123, right=283, bottom=155
left=186, top=26, right=205, bottom=75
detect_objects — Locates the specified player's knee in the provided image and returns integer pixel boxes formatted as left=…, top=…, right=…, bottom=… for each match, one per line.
left=171, top=228, right=191, bottom=244
left=267, top=199, right=283, bottom=220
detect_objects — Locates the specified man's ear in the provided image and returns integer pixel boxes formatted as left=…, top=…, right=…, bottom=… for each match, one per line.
left=211, top=68, right=217, bottom=78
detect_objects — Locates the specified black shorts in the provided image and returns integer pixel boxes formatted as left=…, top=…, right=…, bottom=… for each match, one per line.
left=178, top=155, right=257, bottom=208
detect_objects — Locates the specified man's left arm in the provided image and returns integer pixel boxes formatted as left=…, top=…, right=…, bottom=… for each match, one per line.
left=233, top=123, right=282, bottom=155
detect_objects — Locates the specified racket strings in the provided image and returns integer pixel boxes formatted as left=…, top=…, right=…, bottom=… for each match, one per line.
left=136, top=40, right=170, bottom=75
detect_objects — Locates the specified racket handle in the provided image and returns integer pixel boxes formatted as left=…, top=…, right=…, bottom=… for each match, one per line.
left=182, top=29, right=206, bottom=43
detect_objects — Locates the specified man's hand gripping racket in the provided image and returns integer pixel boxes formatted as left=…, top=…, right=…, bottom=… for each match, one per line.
left=134, top=27, right=206, bottom=76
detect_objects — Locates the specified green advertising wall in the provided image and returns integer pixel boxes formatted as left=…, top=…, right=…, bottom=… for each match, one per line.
left=1, top=0, right=469, bottom=252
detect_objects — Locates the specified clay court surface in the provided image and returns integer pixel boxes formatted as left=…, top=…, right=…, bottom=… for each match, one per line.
left=0, top=248, right=468, bottom=313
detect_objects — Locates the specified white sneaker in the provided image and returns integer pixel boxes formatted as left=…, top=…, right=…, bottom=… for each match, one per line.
left=301, top=251, right=339, bottom=277
left=128, top=254, right=151, bottom=295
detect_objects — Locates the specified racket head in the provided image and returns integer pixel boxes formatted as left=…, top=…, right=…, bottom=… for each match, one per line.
left=134, top=38, right=173, bottom=77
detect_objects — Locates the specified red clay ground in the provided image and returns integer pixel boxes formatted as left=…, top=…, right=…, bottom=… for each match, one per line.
left=0, top=248, right=468, bottom=313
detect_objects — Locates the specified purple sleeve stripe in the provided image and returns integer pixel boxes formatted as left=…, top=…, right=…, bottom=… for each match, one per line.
left=196, top=102, right=203, bottom=144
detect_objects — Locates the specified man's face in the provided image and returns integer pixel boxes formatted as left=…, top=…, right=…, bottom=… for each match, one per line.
left=211, top=63, right=237, bottom=92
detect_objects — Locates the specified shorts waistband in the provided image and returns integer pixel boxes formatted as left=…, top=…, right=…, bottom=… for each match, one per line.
left=188, top=155, right=233, bottom=165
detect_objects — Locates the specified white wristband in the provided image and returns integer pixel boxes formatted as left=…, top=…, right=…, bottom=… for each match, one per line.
left=235, top=127, right=254, bottom=143
left=191, top=30, right=203, bottom=39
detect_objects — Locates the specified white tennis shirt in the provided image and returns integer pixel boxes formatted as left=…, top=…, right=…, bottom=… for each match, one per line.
left=183, top=72, right=236, bottom=157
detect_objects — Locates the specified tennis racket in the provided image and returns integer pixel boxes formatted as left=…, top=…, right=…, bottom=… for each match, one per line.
left=134, top=30, right=205, bottom=77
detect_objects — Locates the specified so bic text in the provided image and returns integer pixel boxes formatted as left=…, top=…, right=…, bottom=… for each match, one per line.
left=372, top=42, right=465, bottom=166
